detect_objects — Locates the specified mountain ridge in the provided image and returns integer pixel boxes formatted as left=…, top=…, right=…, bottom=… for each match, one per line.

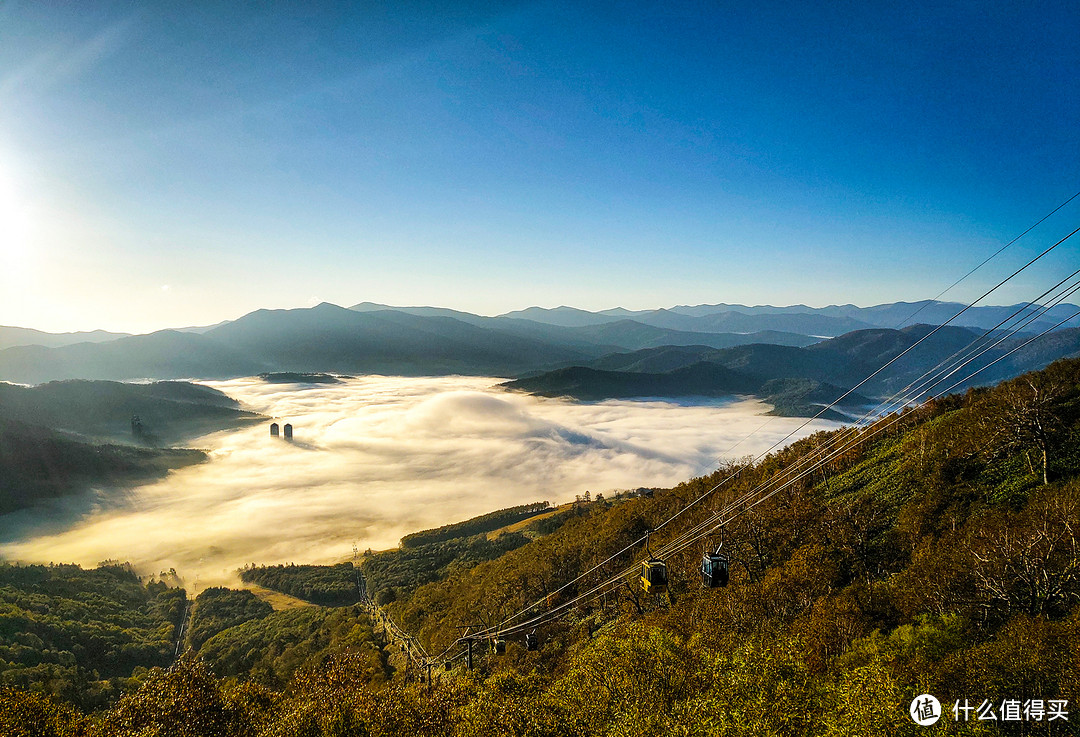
left=506, top=324, right=1080, bottom=413
left=0, top=303, right=1076, bottom=418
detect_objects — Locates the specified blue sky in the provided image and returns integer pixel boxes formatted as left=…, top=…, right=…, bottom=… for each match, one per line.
left=1, top=1, right=1078, bottom=332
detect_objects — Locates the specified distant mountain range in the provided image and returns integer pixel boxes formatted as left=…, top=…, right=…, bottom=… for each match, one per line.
left=0, top=303, right=824, bottom=384
left=499, top=301, right=1080, bottom=335
left=504, top=324, right=1080, bottom=416
left=0, top=300, right=1077, bottom=419
left=0, top=321, right=228, bottom=351
left=0, top=326, right=130, bottom=351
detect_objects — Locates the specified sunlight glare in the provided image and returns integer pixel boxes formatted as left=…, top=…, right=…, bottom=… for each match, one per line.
left=0, top=165, right=35, bottom=279
left=0, top=169, right=32, bottom=259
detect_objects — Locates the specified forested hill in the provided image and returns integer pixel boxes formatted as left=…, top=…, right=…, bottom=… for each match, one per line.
left=503, top=364, right=868, bottom=419
left=0, top=379, right=259, bottom=445
left=0, top=419, right=206, bottom=515
left=505, top=324, right=1080, bottom=414
left=0, top=380, right=262, bottom=515
left=3, top=357, right=1079, bottom=735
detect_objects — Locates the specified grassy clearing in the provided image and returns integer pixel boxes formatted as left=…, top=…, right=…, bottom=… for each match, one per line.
left=240, top=582, right=315, bottom=610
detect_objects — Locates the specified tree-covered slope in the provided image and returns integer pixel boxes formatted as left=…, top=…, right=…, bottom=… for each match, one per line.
left=239, top=564, right=361, bottom=608
left=5, top=357, right=1080, bottom=735
left=0, top=379, right=263, bottom=514
left=185, top=588, right=274, bottom=652
left=0, top=419, right=206, bottom=515
left=0, top=563, right=186, bottom=711
left=197, top=605, right=388, bottom=689
left=0, top=379, right=260, bottom=445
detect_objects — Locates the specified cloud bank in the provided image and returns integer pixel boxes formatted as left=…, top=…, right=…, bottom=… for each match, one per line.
left=0, top=376, right=838, bottom=586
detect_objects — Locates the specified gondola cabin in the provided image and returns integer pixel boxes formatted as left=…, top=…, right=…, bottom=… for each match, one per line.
left=492, top=638, right=506, bottom=655
left=524, top=632, right=538, bottom=651
left=701, top=552, right=729, bottom=588
left=640, top=559, right=668, bottom=593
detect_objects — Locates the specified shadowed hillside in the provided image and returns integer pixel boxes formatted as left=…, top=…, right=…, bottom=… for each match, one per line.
left=0, top=380, right=259, bottom=444
left=0, top=380, right=260, bottom=515
left=508, top=324, right=1080, bottom=415
left=0, top=419, right=206, bottom=515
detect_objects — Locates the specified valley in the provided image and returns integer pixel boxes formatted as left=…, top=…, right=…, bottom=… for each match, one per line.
left=0, top=375, right=838, bottom=587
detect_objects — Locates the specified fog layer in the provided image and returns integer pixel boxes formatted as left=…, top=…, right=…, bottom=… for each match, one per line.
left=0, top=376, right=838, bottom=586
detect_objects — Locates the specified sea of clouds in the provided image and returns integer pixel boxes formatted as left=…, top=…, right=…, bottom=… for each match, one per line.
left=0, top=376, right=838, bottom=586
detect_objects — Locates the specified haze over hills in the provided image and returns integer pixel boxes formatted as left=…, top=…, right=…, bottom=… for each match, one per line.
left=207, top=303, right=592, bottom=375
left=509, top=324, right=1080, bottom=412
left=0, top=380, right=261, bottom=515
left=603, top=307, right=877, bottom=337
left=0, top=380, right=260, bottom=445
left=0, top=302, right=829, bottom=384
left=5, top=300, right=1077, bottom=354
left=591, top=301, right=1080, bottom=334
left=499, top=303, right=877, bottom=336
left=0, top=301, right=1077, bottom=418
left=350, top=302, right=821, bottom=351
left=0, top=325, right=131, bottom=351
left=0, top=330, right=267, bottom=384
left=0, top=418, right=207, bottom=515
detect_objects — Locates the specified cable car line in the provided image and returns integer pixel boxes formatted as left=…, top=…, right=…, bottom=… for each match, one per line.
left=655, top=279, right=1080, bottom=565
left=461, top=294, right=1080, bottom=654
left=687, top=223, right=1080, bottom=489
left=639, top=223, right=1080, bottom=547
left=680, top=269, right=1080, bottom=543
left=933, top=304, right=1080, bottom=397
left=686, top=198, right=1080, bottom=481
left=374, top=213, right=1080, bottom=671
left=460, top=229, right=1080, bottom=645
left=463, top=271, right=1080, bottom=646
left=657, top=305, right=1080, bottom=584
left=662, top=261, right=1080, bottom=553
left=451, top=265, right=1080, bottom=653
left=895, top=189, right=1080, bottom=329
left=427, top=297, right=1078, bottom=663
left=667, top=296, right=1080, bottom=562
left=487, top=299, right=1080, bottom=643
left=699, top=190, right=1080, bottom=477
